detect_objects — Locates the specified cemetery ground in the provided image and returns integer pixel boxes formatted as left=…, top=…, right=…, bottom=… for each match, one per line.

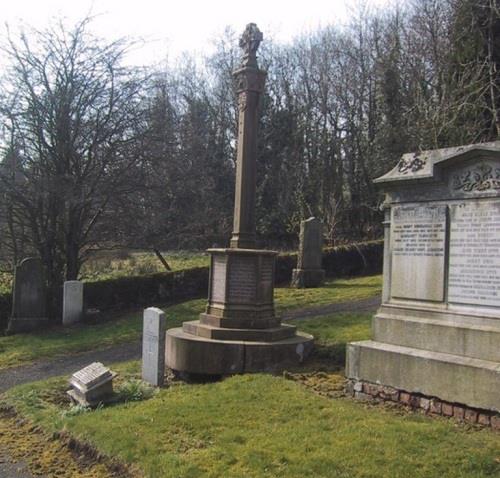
left=0, top=275, right=499, bottom=477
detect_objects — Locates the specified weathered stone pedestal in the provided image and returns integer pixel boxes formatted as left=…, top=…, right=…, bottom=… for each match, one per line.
left=166, top=249, right=313, bottom=375
left=347, top=142, right=500, bottom=413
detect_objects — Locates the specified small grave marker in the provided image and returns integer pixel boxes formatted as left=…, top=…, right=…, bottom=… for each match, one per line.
left=63, top=280, right=84, bottom=325
left=142, top=307, right=166, bottom=386
left=68, top=362, right=116, bottom=407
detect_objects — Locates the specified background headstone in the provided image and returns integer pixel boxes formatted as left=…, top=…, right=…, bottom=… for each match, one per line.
left=142, top=307, right=166, bottom=386
left=63, top=280, right=84, bottom=326
left=291, top=217, right=325, bottom=288
left=7, top=257, right=48, bottom=333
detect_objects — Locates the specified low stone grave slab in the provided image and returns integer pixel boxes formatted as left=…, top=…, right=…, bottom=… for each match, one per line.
left=67, top=362, right=116, bottom=407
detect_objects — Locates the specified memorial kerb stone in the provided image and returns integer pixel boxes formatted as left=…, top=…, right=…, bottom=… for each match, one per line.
left=7, top=257, right=48, bottom=333
left=346, top=141, right=500, bottom=413
left=63, top=280, right=84, bottom=326
left=291, top=217, right=325, bottom=288
left=165, top=24, right=313, bottom=376
left=67, top=362, right=117, bottom=407
left=142, top=307, right=167, bottom=387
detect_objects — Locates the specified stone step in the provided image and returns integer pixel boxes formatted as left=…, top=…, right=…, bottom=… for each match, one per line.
left=183, top=320, right=297, bottom=342
left=199, top=313, right=281, bottom=330
left=166, top=327, right=314, bottom=375
left=346, top=340, right=500, bottom=412
left=373, top=313, right=500, bottom=362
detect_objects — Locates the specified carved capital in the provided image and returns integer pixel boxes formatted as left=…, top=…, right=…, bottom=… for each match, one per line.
left=233, top=67, right=267, bottom=93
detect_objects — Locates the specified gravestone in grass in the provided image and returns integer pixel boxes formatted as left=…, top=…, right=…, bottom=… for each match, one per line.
left=142, top=307, right=166, bottom=386
left=7, top=257, right=48, bottom=333
left=166, top=24, right=313, bottom=376
left=63, top=280, right=84, bottom=326
left=291, top=217, right=325, bottom=288
left=68, top=362, right=116, bottom=407
left=347, top=141, right=500, bottom=413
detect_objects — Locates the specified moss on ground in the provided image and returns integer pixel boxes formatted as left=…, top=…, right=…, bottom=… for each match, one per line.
left=0, top=407, right=135, bottom=477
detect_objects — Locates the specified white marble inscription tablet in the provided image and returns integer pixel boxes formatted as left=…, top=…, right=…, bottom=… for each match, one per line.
left=448, top=200, right=500, bottom=307
left=391, top=205, right=446, bottom=301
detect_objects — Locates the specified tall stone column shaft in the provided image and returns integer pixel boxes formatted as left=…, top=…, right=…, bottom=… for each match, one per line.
left=230, top=65, right=266, bottom=249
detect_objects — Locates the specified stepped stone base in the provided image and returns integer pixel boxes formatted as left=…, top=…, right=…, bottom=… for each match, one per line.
left=166, top=328, right=313, bottom=375
left=346, top=340, right=500, bottom=412
left=373, top=310, right=500, bottom=362
left=165, top=247, right=314, bottom=376
left=291, top=268, right=325, bottom=288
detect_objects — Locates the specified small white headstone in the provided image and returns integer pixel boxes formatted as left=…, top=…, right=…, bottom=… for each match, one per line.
left=142, top=307, right=167, bottom=386
left=63, top=280, right=84, bottom=325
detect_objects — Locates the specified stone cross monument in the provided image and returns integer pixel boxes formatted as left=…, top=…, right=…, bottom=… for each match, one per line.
left=230, top=24, right=266, bottom=249
left=166, top=24, right=313, bottom=376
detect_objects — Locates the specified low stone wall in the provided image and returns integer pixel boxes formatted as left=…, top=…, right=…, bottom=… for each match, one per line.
left=346, top=379, right=500, bottom=431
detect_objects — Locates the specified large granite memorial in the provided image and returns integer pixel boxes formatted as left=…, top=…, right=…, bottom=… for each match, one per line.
left=7, top=257, right=48, bottom=333
left=166, top=24, right=313, bottom=376
left=347, top=141, right=500, bottom=413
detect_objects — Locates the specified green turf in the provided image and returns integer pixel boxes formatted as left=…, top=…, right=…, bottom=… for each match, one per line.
left=3, top=367, right=499, bottom=478
left=289, top=312, right=372, bottom=367
left=0, top=276, right=381, bottom=370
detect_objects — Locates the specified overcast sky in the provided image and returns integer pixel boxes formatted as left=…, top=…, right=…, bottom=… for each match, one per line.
left=0, top=0, right=390, bottom=66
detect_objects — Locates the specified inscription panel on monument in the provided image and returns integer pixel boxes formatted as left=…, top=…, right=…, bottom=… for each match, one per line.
left=211, top=255, right=227, bottom=303
left=228, top=256, right=256, bottom=303
left=391, top=205, right=446, bottom=301
left=448, top=200, right=500, bottom=307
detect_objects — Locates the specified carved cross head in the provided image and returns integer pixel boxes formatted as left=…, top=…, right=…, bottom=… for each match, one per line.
left=239, top=23, right=263, bottom=68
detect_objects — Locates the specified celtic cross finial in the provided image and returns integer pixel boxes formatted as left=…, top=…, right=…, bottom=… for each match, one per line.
left=239, top=23, right=263, bottom=68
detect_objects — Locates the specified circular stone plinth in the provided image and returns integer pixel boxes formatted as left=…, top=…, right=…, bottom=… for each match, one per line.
left=165, top=328, right=314, bottom=375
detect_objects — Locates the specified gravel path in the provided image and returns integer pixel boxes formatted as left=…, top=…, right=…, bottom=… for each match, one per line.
left=0, top=295, right=380, bottom=394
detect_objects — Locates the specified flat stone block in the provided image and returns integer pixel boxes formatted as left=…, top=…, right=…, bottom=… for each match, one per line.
left=373, top=313, right=500, bottom=362
left=166, top=328, right=313, bottom=375
left=346, top=340, right=500, bottom=412
left=291, top=269, right=325, bottom=288
left=199, top=313, right=281, bottom=330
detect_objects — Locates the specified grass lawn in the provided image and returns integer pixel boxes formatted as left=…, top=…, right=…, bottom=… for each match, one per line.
left=1, top=276, right=498, bottom=478
left=0, top=275, right=381, bottom=370
left=2, top=365, right=499, bottom=478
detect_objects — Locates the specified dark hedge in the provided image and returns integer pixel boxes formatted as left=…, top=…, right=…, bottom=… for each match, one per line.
left=0, top=240, right=383, bottom=333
